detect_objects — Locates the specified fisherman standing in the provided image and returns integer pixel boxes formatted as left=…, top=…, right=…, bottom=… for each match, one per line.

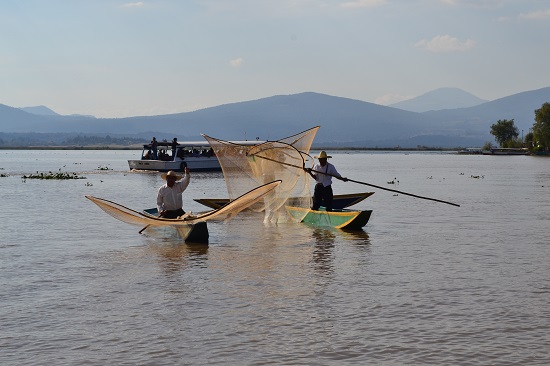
left=306, top=151, right=348, bottom=211
left=157, top=169, right=190, bottom=219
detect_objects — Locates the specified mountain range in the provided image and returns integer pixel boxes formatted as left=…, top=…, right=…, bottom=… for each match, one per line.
left=2, top=86, right=550, bottom=147
left=389, top=87, right=487, bottom=112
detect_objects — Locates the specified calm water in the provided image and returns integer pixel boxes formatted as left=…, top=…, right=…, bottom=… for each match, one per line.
left=1, top=150, right=549, bottom=365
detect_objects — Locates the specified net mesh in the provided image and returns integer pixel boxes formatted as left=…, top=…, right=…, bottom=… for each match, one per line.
left=86, top=180, right=281, bottom=227
left=202, top=126, right=319, bottom=223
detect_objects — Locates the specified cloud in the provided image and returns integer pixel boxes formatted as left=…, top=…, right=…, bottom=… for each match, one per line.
left=340, top=0, right=386, bottom=9
left=415, top=35, right=476, bottom=53
left=437, top=0, right=505, bottom=7
left=519, top=8, right=550, bottom=20
left=230, top=58, right=245, bottom=68
left=119, top=2, right=145, bottom=8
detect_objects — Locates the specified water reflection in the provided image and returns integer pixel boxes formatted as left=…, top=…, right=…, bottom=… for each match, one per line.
left=143, top=227, right=209, bottom=275
left=153, top=242, right=208, bottom=275
left=311, top=228, right=336, bottom=275
left=340, top=229, right=371, bottom=245
left=310, top=228, right=372, bottom=275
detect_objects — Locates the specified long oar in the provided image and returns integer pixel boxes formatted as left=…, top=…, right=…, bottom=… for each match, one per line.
left=250, top=153, right=460, bottom=207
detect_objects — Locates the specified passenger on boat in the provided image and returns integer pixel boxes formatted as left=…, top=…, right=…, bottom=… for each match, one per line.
left=157, top=169, right=191, bottom=219
left=159, top=150, right=171, bottom=161
left=151, top=137, right=158, bottom=160
left=305, top=151, right=348, bottom=212
left=171, top=138, right=177, bottom=157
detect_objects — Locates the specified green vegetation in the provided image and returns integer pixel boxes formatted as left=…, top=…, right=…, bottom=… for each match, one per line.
left=490, top=119, right=520, bottom=147
left=63, top=135, right=144, bottom=146
left=489, top=103, right=550, bottom=153
left=22, top=171, right=86, bottom=180
left=532, top=102, right=550, bottom=152
left=0, top=133, right=144, bottom=148
left=524, top=131, right=534, bottom=149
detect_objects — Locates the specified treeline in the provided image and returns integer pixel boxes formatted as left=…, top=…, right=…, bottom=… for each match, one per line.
left=63, top=135, right=144, bottom=146
left=0, top=133, right=145, bottom=147
left=488, top=102, right=550, bottom=151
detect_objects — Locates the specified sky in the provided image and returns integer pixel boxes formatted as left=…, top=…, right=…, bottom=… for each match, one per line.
left=1, top=0, right=549, bottom=118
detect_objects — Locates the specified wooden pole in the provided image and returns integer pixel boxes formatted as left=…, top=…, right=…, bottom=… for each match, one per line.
left=250, top=153, right=460, bottom=207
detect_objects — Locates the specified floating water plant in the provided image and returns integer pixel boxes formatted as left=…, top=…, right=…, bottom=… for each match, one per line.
left=22, top=171, right=86, bottom=180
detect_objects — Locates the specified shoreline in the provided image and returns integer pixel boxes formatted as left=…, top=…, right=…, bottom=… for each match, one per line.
left=0, top=145, right=460, bottom=152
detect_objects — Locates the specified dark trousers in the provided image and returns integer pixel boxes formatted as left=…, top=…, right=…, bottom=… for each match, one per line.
left=162, top=208, right=185, bottom=219
left=312, top=183, right=334, bottom=211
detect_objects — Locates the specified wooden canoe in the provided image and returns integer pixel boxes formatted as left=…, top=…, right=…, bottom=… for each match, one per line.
left=87, top=181, right=282, bottom=245
left=286, top=206, right=372, bottom=230
left=194, top=192, right=374, bottom=210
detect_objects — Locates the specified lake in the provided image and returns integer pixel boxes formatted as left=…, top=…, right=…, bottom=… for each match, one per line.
left=1, top=149, right=549, bottom=365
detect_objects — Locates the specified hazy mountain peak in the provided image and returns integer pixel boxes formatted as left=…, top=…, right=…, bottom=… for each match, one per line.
left=390, top=87, right=487, bottom=112
left=19, top=105, right=60, bottom=116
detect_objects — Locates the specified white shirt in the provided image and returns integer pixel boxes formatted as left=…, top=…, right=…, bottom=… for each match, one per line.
left=157, top=174, right=190, bottom=213
left=311, top=162, right=342, bottom=187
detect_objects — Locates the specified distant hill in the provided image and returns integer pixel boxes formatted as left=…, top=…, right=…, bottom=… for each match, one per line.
left=422, top=87, right=550, bottom=136
left=390, top=87, right=487, bottom=112
left=1, top=87, right=550, bottom=147
left=19, top=105, right=60, bottom=116
left=1, top=103, right=50, bottom=124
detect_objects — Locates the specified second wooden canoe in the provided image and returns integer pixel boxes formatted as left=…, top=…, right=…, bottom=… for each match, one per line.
left=194, top=192, right=374, bottom=210
left=286, top=206, right=373, bottom=230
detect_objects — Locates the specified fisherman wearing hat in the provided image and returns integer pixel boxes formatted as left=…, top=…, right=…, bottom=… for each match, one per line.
left=305, top=151, right=348, bottom=212
left=156, top=167, right=190, bottom=218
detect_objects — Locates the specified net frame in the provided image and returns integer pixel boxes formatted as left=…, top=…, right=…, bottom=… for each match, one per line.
left=86, top=180, right=282, bottom=227
left=202, top=126, right=320, bottom=223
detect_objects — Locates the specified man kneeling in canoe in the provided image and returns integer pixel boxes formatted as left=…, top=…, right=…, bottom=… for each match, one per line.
left=305, top=151, right=348, bottom=212
left=157, top=169, right=190, bottom=219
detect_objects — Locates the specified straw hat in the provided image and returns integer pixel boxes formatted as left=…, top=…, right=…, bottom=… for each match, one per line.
left=161, top=170, right=182, bottom=180
left=314, top=151, right=332, bottom=159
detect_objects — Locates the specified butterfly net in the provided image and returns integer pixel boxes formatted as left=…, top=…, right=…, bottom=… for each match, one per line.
left=202, top=126, right=319, bottom=223
left=86, top=180, right=281, bottom=227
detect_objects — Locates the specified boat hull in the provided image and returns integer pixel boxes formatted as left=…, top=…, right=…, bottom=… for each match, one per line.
left=128, top=157, right=221, bottom=172
left=286, top=206, right=372, bottom=230
left=485, top=148, right=530, bottom=155
left=142, top=208, right=209, bottom=243
left=177, top=221, right=209, bottom=244
left=194, top=192, right=374, bottom=210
